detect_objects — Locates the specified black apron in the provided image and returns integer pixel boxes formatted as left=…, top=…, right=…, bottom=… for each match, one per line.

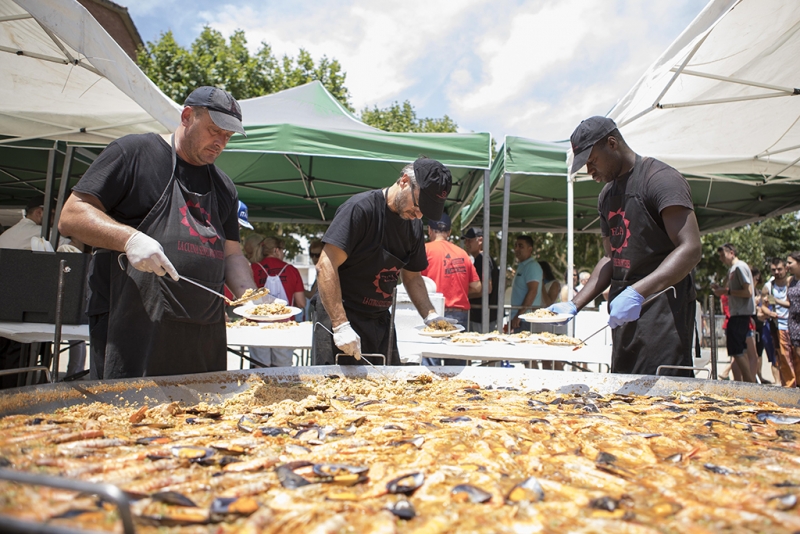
left=606, top=156, right=696, bottom=377
left=313, top=190, right=405, bottom=366
left=104, top=137, right=227, bottom=378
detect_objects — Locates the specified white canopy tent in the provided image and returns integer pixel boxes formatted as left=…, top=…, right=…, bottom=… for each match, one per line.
left=565, top=0, right=800, bottom=300
left=0, top=0, right=180, bottom=146
left=0, top=0, right=181, bottom=241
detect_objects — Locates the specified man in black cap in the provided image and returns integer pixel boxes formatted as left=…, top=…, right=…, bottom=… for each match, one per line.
left=313, top=158, right=453, bottom=366
left=546, top=116, right=701, bottom=376
left=59, top=86, right=258, bottom=379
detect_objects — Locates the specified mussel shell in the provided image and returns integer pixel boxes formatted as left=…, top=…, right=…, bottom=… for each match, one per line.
left=210, top=497, right=259, bottom=515
left=237, top=415, right=259, bottom=433
left=170, top=446, right=214, bottom=460
left=757, top=412, right=800, bottom=425
left=664, top=453, right=683, bottom=463
left=505, top=477, right=544, bottom=505
left=355, top=400, right=384, bottom=409
left=27, top=417, right=45, bottom=425
left=703, top=463, right=734, bottom=475
left=767, top=493, right=797, bottom=511
left=776, top=430, right=797, bottom=441
left=528, top=418, right=551, bottom=425
left=313, top=463, right=369, bottom=477
left=595, top=452, right=617, bottom=465
left=260, top=427, right=290, bottom=437
left=440, top=416, right=471, bottom=423
left=185, top=417, right=215, bottom=425
left=386, top=499, right=416, bottom=520
left=276, top=463, right=312, bottom=489
left=589, top=496, right=619, bottom=511
left=452, top=484, right=492, bottom=504
left=136, top=436, right=171, bottom=446
left=386, top=472, right=425, bottom=495
left=151, top=491, right=197, bottom=508
left=0, top=457, right=12, bottom=468
left=295, top=428, right=321, bottom=441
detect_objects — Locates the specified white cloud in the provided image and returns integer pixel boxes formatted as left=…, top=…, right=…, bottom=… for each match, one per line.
left=132, top=0, right=707, bottom=142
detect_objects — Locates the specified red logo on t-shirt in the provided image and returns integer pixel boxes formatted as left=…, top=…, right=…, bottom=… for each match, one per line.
left=607, top=208, right=631, bottom=254
left=372, top=266, right=400, bottom=299
left=179, top=200, right=219, bottom=245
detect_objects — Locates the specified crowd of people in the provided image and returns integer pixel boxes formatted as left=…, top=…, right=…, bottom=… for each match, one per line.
left=1, top=84, right=799, bottom=390
left=712, top=247, right=800, bottom=388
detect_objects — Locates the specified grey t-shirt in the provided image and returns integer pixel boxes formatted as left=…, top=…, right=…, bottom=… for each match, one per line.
left=728, top=261, right=755, bottom=316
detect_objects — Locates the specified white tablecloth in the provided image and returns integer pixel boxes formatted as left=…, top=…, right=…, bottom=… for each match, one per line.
left=0, top=321, right=314, bottom=350
left=419, top=340, right=612, bottom=365
left=0, top=322, right=90, bottom=344
left=225, top=322, right=313, bottom=349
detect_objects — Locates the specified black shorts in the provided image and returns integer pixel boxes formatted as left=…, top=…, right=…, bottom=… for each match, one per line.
left=726, top=315, right=751, bottom=356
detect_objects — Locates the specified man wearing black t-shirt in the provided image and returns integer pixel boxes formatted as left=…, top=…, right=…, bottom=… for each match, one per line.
left=546, top=117, right=702, bottom=376
left=314, top=158, right=454, bottom=366
left=59, top=87, right=258, bottom=379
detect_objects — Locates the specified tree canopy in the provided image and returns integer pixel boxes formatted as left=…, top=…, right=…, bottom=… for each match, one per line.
left=361, top=100, right=458, bottom=133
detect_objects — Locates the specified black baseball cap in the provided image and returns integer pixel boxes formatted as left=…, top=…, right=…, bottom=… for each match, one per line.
left=461, top=227, right=483, bottom=239
left=413, top=157, right=452, bottom=220
left=427, top=212, right=451, bottom=232
left=184, top=86, right=245, bottom=136
left=569, top=116, right=617, bottom=174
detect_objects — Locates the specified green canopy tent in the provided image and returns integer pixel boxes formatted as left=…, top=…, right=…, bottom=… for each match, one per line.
left=457, top=135, right=800, bottom=322
left=216, top=82, right=492, bottom=224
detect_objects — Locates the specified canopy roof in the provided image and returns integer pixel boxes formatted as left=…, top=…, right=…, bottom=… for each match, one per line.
left=216, top=82, right=492, bottom=223
left=462, top=0, right=800, bottom=235
left=461, top=135, right=800, bottom=234
left=0, top=0, right=181, bottom=206
left=609, top=0, right=800, bottom=185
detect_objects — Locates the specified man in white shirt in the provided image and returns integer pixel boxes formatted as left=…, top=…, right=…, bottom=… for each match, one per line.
left=0, top=196, right=44, bottom=250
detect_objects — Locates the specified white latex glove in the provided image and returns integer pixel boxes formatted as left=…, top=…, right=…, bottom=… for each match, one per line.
left=124, top=231, right=178, bottom=281
left=333, top=321, right=361, bottom=359
left=424, top=312, right=458, bottom=326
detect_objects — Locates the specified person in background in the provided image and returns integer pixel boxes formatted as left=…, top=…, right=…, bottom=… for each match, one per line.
left=0, top=196, right=45, bottom=250
left=576, top=271, right=590, bottom=293
left=784, top=251, right=800, bottom=386
left=304, top=239, right=323, bottom=300
left=249, top=237, right=306, bottom=367
left=762, top=257, right=794, bottom=386
left=420, top=213, right=480, bottom=366
left=462, top=227, right=499, bottom=333
left=750, top=268, right=772, bottom=384
left=509, top=235, right=542, bottom=332
left=59, top=86, right=256, bottom=379
left=243, top=233, right=266, bottom=264
left=540, top=261, right=562, bottom=307
left=712, top=244, right=756, bottom=382
left=314, top=158, right=452, bottom=365
left=560, top=268, right=578, bottom=303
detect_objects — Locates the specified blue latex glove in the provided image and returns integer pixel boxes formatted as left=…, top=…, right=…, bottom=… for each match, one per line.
left=608, top=287, right=645, bottom=328
left=545, top=301, right=578, bottom=322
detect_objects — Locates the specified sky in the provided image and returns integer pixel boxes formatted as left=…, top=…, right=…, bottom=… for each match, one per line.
left=128, top=0, right=709, bottom=144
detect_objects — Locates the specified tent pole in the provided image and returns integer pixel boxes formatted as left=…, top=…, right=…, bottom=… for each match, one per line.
left=567, top=170, right=575, bottom=338
left=481, top=169, right=490, bottom=333
left=496, top=173, right=511, bottom=333
left=50, top=145, right=74, bottom=250
left=41, top=148, right=57, bottom=240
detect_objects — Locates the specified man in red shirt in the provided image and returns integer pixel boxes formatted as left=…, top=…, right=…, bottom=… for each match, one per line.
left=421, top=213, right=481, bottom=366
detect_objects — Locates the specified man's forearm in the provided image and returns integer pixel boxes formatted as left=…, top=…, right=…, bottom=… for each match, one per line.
left=59, top=196, right=135, bottom=251
left=225, top=254, right=256, bottom=298
left=404, top=273, right=435, bottom=318
left=317, top=259, right=348, bottom=327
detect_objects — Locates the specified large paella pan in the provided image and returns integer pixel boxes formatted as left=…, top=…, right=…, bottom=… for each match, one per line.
left=0, top=366, right=798, bottom=533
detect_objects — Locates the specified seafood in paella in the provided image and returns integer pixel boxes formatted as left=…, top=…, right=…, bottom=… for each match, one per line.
left=0, top=375, right=799, bottom=532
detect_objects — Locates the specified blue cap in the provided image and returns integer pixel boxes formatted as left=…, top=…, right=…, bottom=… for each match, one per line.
left=427, top=212, right=451, bottom=232
left=237, top=200, right=254, bottom=229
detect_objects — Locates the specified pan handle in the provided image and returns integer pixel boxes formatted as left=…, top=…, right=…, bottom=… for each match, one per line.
left=0, top=468, right=135, bottom=534
left=0, top=366, right=51, bottom=384
left=655, top=365, right=710, bottom=379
